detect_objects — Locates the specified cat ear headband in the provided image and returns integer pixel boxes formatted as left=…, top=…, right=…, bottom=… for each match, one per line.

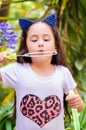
left=19, top=14, right=57, bottom=32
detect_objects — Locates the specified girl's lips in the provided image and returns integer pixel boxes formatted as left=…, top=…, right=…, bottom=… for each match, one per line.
left=37, top=50, right=45, bottom=55
left=38, top=50, right=45, bottom=52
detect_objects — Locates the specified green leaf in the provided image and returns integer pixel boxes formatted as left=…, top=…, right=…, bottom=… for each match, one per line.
left=75, top=60, right=83, bottom=71
left=6, top=120, right=12, bottom=130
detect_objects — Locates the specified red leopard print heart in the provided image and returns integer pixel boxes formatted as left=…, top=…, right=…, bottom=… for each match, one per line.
left=20, top=94, right=61, bottom=128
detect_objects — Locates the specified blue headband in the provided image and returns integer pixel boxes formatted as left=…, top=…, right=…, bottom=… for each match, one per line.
left=19, top=14, right=56, bottom=32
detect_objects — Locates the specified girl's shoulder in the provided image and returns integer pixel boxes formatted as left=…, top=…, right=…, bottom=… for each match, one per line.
left=9, top=62, right=29, bottom=67
left=0, top=62, right=29, bottom=72
left=55, top=65, right=72, bottom=75
left=56, top=65, right=69, bottom=71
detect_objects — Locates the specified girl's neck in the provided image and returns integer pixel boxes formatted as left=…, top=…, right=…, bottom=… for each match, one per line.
left=30, top=62, right=55, bottom=76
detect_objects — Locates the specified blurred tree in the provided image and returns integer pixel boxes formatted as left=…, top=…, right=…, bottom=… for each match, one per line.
left=0, top=0, right=11, bottom=21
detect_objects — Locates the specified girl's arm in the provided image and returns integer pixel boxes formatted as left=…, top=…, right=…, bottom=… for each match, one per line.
left=0, top=51, right=12, bottom=81
left=0, top=52, right=5, bottom=81
left=66, top=88, right=85, bottom=112
left=0, top=73, right=2, bottom=81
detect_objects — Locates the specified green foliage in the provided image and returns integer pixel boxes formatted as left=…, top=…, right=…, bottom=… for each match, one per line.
left=0, top=102, right=15, bottom=130
left=0, top=0, right=86, bottom=130
left=79, top=105, right=86, bottom=129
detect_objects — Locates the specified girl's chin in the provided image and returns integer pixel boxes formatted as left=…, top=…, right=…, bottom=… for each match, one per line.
left=31, top=56, right=52, bottom=62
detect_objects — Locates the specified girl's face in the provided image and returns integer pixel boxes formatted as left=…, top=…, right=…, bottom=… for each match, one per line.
left=26, top=22, right=56, bottom=62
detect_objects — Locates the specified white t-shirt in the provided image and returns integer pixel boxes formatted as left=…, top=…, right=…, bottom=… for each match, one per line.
left=0, top=62, right=77, bottom=130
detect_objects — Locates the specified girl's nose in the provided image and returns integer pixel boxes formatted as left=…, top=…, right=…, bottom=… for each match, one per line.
left=38, top=44, right=44, bottom=47
left=38, top=39, right=44, bottom=47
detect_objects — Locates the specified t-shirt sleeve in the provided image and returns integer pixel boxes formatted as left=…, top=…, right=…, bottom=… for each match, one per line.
left=0, top=62, right=20, bottom=88
left=63, top=67, right=77, bottom=94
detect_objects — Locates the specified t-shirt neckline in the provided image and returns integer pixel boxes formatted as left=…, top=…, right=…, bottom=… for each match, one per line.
left=27, top=63, right=57, bottom=80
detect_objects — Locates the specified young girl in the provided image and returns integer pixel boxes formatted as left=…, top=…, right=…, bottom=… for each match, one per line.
left=0, top=14, right=84, bottom=130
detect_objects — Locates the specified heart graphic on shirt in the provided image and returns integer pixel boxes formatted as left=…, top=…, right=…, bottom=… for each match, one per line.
left=20, top=94, right=61, bottom=128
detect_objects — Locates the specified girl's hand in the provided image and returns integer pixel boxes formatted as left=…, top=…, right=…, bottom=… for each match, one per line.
left=66, top=89, right=84, bottom=112
left=0, top=51, right=12, bottom=64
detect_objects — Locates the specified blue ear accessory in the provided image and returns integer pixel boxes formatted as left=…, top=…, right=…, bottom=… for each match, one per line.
left=42, top=14, right=56, bottom=29
left=19, top=14, right=56, bottom=32
left=19, top=18, right=33, bottom=32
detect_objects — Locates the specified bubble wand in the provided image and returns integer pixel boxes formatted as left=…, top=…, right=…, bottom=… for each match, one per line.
left=5, top=51, right=58, bottom=60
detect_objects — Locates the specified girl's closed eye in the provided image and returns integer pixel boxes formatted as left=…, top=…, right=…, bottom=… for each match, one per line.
left=44, top=38, right=50, bottom=41
left=32, top=39, right=37, bottom=42
left=43, top=35, right=50, bottom=42
left=31, top=36, right=38, bottom=42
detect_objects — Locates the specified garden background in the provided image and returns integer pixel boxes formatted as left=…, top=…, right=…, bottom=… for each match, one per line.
left=0, top=0, right=86, bottom=130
